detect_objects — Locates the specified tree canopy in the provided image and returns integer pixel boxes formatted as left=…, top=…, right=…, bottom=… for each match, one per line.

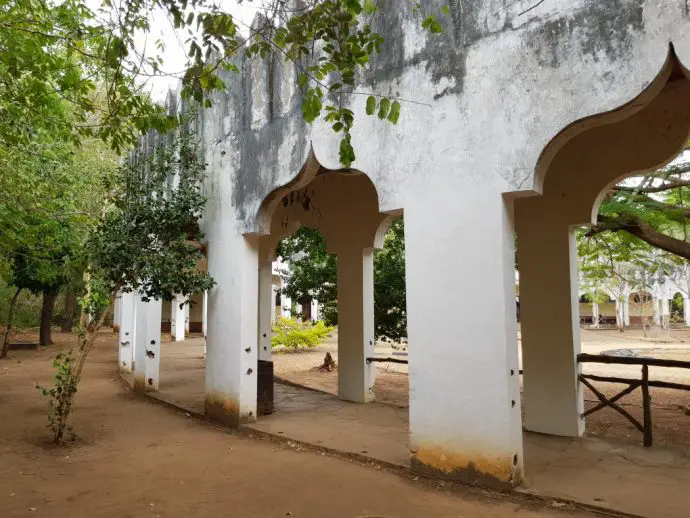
left=276, top=217, right=406, bottom=341
left=587, top=149, right=690, bottom=260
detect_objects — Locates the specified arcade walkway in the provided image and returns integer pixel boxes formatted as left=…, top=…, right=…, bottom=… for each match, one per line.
left=134, top=338, right=690, bottom=518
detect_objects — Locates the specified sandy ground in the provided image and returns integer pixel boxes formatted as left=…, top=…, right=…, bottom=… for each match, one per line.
left=0, top=330, right=595, bottom=518
left=273, top=328, right=690, bottom=448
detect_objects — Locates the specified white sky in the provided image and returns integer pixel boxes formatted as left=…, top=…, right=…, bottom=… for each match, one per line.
left=88, top=0, right=263, bottom=102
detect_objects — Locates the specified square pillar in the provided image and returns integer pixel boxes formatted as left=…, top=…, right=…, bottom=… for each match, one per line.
left=336, top=247, right=376, bottom=403
left=133, top=297, right=162, bottom=393
left=258, top=259, right=273, bottom=362
left=171, top=293, right=187, bottom=341
left=202, top=290, right=208, bottom=355
left=282, top=294, right=292, bottom=318
left=405, top=191, right=523, bottom=487
left=202, top=290, right=208, bottom=338
left=624, top=297, right=631, bottom=326
left=516, top=210, right=584, bottom=438
left=684, top=296, right=690, bottom=326
left=118, top=292, right=137, bottom=373
left=661, top=298, right=670, bottom=328
left=205, top=232, right=259, bottom=426
left=653, top=297, right=661, bottom=326
left=272, top=285, right=280, bottom=324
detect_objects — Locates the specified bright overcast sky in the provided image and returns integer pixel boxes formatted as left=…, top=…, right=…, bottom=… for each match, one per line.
left=88, top=0, right=264, bottom=102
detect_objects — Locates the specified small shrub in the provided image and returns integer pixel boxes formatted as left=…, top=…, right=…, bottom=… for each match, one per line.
left=272, top=317, right=334, bottom=350
left=36, top=350, right=79, bottom=444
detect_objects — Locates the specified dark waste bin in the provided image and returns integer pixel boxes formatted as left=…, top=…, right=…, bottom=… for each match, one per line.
left=257, top=360, right=274, bottom=415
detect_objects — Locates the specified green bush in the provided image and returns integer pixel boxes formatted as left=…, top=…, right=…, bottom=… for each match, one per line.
left=271, top=317, right=334, bottom=350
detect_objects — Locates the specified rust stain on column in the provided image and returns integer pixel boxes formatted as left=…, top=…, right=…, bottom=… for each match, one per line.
left=133, top=372, right=146, bottom=394
left=412, top=444, right=521, bottom=490
left=205, top=392, right=241, bottom=427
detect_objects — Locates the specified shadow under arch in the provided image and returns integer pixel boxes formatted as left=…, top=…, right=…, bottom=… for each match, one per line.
left=527, top=44, right=690, bottom=227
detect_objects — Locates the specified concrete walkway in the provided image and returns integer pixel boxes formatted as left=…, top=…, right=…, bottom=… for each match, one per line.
left=142, top=337, right=690, bottom=518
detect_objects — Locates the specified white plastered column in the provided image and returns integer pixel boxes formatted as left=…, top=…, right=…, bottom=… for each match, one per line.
left=171, top=293, right=187, bottom=341
left=406, top=189, right=523, bottom=487
left=335, top=246, right=376, bottom=403
left=282, top=294, right=292, bottom=317
left=661, top=298, right=670, bottom=328
left=202, top=290, right=208, bottom=355
left=258, top=254, right=273, bottom=362
left=271, top=284, right=280, bottom=324
left=202, top=290, right=208, bottom=337
left=623, top=296, right=631, bottom=326
left=118, top=292, right=137, bottom=372
left=516, top=212, right=584, bottom=438
left=205, top=230, right=259, bottom=426
left=653, top=297, right=661, bottom=326
left=133, top=297, right=162, bottom=393
left=684, top=296, right=690, bottom=326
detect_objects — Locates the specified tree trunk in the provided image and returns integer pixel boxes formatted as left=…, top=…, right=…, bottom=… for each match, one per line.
left=61, top=290, right=77, bottom=332
left=40, top=293, right=57, bottom=346
left=79, top=272, right=90, bottom=330
left=300, top=297, right=313, bottom=322
left=1, top=288, right=22, bottom=359
left=590, top=215, right=690, bottom=260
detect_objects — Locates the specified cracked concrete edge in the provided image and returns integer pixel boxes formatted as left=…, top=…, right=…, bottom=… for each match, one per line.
left=118, top=372, right=642, bottom=518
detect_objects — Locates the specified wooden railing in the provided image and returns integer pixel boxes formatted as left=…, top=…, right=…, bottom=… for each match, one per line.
left=577, top=353, right=690, bottom=447
left=365, top=357, right=408, bottom=365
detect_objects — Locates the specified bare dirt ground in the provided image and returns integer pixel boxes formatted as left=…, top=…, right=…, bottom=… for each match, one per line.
left=274, top=328, right=690, bottom=449
left=0, top=330, right=594, bottom=518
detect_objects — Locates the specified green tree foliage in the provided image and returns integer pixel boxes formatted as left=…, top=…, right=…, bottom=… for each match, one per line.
left=587, top=153, right=690, bottom=260
left=37, top=131, right=214, bottom=444
left=373, top=217, right=406, bottom=341
left=271, top=316, right=334, bottom=350
left=0, top=93, right=119, bottom=355
left=276, top=227, right=337, bottom=321
left=86, top=132, right=214, bottom=304
left=276, top=216, right=406, bottom=341
left=577, top=150, right=690, bottom=322
left=0, top=0, right=447, bottom=163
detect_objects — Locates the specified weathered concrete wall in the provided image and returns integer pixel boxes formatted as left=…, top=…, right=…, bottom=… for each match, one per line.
left=192, top=1, right=690, bottom=233
left=165, top=1, right=690, bottom=487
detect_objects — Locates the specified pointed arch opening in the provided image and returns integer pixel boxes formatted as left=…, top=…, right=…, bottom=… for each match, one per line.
left=515, top=44, right=690, bottom=451
left=252, top=154, right=410, bottom=439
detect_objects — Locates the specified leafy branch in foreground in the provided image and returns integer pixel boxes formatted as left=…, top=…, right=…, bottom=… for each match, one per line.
left=38, top=130, right=214, bottom=444
left=2, top=0, right=448, bottom=167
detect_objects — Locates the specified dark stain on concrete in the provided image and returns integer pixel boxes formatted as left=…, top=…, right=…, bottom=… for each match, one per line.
left=180, top=1, right=649, bottom=225
left=411, top=456, right=517, bottom=491
left=525, top=0, right=644, bottom=68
